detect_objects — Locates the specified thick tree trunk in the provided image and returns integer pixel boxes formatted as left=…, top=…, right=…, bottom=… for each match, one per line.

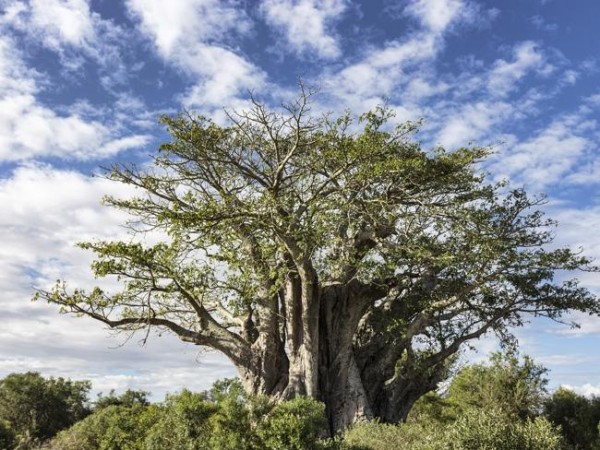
left=234, top=280, right=444, bottom=433
left=318, top=282, right=374, bottom=433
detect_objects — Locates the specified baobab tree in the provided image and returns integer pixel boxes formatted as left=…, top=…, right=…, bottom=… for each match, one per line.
left=36, top=89, right=599, bottom=432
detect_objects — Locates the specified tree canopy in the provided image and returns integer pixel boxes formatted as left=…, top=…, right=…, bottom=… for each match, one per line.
left=0, top=372, right=90, bottom=447
left=35, top=89, right=600, bottom=431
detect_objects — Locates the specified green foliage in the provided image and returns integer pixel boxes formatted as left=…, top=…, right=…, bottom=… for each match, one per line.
left=342, top=420, right=438, bottom=450
left=48, top=379, right=331, bottom=450
left=544, top=387, right=600, bottom=449
left=445, top=350, right=548, bottom=420
left=205, top=385, right=254, bottom=450
left=0, top=419, right=15, bottom=450
left=0, top=372, right=90, bottom=448
left=94, top=389, right=150, bottom=410
left=444, top=408, right=562, bottom=450
left=47, top=403, right=161, bottom=450
left=406, top=391, right=455, bottom=425
left=144, top=389, right=215, bottom=450
left=342, top=409, right=563, bottom=450
left=256, top=396, right=328, bottom=450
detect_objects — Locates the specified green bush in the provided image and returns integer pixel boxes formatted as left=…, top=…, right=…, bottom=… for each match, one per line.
left=444, top=408, right=563, bottom=450
left=342, top=408, right=563, bottom=450
left=544, top=387, right=600, bottom=449
left=46, top=404, right=161, bottom=450
left=445, top=351, right=548, bottom=420
left=256, top=396, right=328, bottom=450
left=0, top=419, right=15, bottom=450
left=94, top=389, right=150, bottom=410
left=47, top=381, right=331, bottom=450
left=342, top=420, right=439, bottom=450
left=206, top=380, right=256, bottom=450
left=145, top=390, right=215, bottom=450
left=0, top=372, right=90, bottom=449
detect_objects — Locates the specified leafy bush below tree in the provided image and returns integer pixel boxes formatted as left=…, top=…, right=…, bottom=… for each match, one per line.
left=4, top=351, right=600, bottom=449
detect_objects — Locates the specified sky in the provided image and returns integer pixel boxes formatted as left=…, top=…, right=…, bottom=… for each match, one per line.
left=1, top=0, right=600, bottom=401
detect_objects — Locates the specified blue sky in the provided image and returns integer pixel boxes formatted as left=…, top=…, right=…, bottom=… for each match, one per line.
left=1, top=0, right=600, bottom=400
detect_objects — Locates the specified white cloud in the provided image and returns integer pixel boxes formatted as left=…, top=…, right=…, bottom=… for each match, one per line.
left=0, top=35, right=150, bottom=161
left=126, top=0, right=265, bottom=110
left=330, top=34, right=437, bottom=100
left=551, top=312, right=600, bottom=337
left=561, top=384, right=600, bottom=398
left=126, top=0, right=250, bottom=57
left=1, top=0, right=130, bottom=85
left=0, top=165, right=237, bottom=398
left=487, top=41, right=549, bottom=97
left=179, top=45, right=266, bottom=109
left=403, top=0, right=474, bottom=32
left=260, top=0, right=348, bottom=60
left=552, top=206, right=600, bottom=256
left=586, top=94, right=600, bottom=106
left=436, top=100, right=513, bottom=148
left=0, top=93, right=150, bottom=161
left=26, top=0, right=95, bottom=49
left=316, top=0, right=483, bottom=113
left=489, top=114, right=593, bottom=189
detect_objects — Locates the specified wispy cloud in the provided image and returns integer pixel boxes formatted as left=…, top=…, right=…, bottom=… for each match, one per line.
left=403, top=0, right=478, bottom=32
left=0, top=35, right=150, bottom=161
left=260, top=0, right=348, bottom=60
left=0, top=164, right=236, bottom=398
left=1, top=0, right=133, bottom=87
left=126, top=0, right=264, bottom=111
left=488, top=111, right=597, bottom=189
left=487, top=41, right=551, bottom=98
left=317, top=0, right=497, bottom=114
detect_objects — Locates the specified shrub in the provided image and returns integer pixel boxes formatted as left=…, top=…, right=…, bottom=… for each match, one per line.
left=341, top=408, right=563, bottom=450
left=144, top=390, right=215, bottom=450
left=544, top=387, right=600, bottom=449
left=46, top=403, right=161, bottom=450
left=0, top=420, right=15, bottom=450
left=256, top=396, right=328, bottom=450
left=342, top=420, right=439, bottom=450
left=0, top=372, right=90, bottom=449
left=444, top=408, right=563, bottom=450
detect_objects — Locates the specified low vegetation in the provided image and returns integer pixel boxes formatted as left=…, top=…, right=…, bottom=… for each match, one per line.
left=1, top=352, right=600, bottom=449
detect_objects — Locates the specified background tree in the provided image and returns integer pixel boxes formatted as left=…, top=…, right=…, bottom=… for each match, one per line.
left=0, top=372, right=90, bottom=448
left=94, top=389, right=150, bottom=410
left=544, top=387, right=600, bottom=449
left=444, top=350, right=548, bottom=420
left=36, top=89, right=600, bottom=432
left=0, top=419, right=15, bottom=450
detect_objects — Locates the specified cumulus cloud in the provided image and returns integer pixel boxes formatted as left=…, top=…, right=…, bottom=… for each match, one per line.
left=403, top=0, right=476, bottom=32
left=1, top=0, right=132, bottom=86
left=562, top=384, right=600, bottom=397
left=0, top=165, right=236, bottom=398
left=317, top=0, right=490, bottom=114
left=260, top=0, right=348, bottom=60
left=0, top=34, right=150, bottom=161
left=126, top=0, right=265, bottom=110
